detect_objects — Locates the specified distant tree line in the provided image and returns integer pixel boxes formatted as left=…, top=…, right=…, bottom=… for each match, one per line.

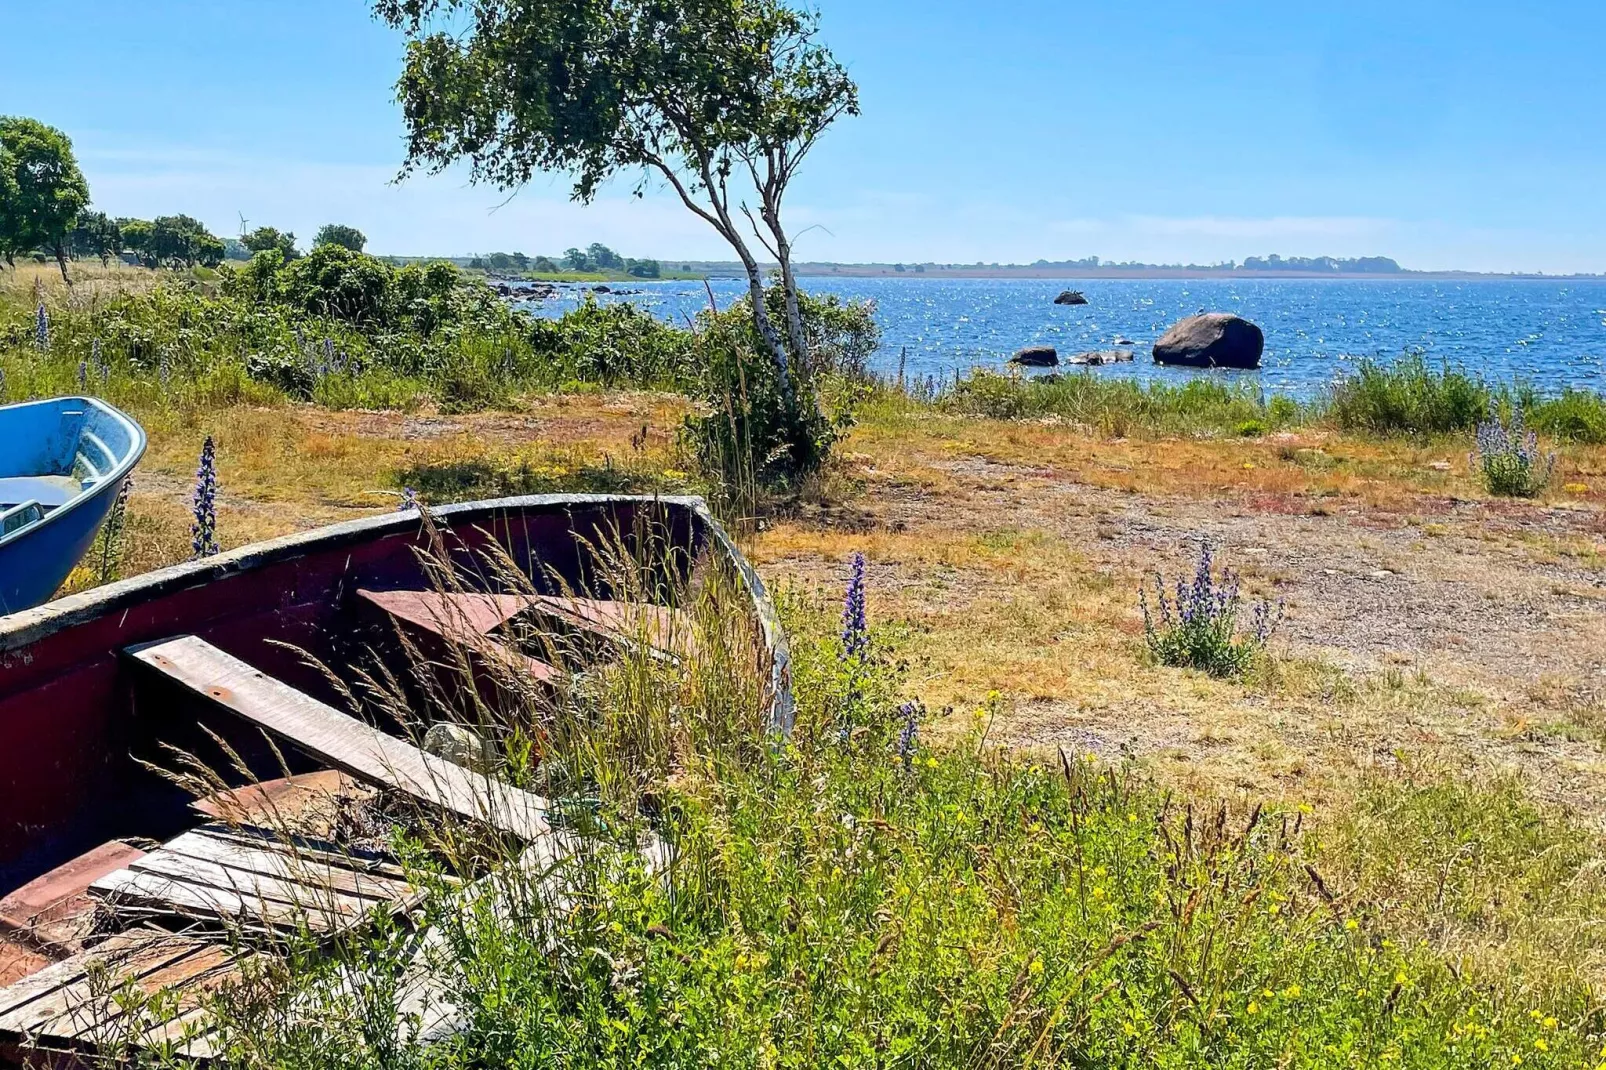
left=468, top=243, right=661, bottom=278
left=1, top=115, right=380, bottom=281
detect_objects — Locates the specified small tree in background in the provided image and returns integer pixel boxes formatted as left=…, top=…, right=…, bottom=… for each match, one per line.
left=0, top=116, right=91, bottom=282
left=314, top=223, right=367, bottom=253
left=242, top=226, right=299, bottom=261
left=118, top=218, right=155, bottom=267
left=67, top=210, right=121, bottom=267
left=149, top=215, right=225, bottom=268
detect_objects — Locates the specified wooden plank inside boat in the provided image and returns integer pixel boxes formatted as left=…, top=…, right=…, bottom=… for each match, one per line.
left=358, top=588, right=693, bottom=660
left=127, top=636, right=552, bottom=841
left=89, top=825, right=420, bottom=935
left=0, top=929, right=236, bottom=1059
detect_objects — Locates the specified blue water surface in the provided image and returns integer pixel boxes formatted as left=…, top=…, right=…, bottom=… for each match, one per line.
left=522, top=276, right=1606, bottom=398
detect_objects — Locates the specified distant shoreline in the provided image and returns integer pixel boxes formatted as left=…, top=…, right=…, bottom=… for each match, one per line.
left=759, top=267, right=1604, bottom=282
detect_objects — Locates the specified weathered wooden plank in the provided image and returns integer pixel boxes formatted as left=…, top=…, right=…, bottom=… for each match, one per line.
left=121, top=852, right=371, bottom=920
left=203, top=824, right=409, bottom=882
left=163, top=830, right=416, bottom=904
left=89, top=869, right=330, bottom=933
left=0, top=934, right=208, bottom=1036
left=48, top=944, right=236, bottom=1042
left=0, top=931, right=165, bottom=1023
left=128, top=636, right=552, bottom=840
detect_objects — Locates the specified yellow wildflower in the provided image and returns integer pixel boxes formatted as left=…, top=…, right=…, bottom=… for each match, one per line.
left=1247, top=1001, right=1260, bottom=1015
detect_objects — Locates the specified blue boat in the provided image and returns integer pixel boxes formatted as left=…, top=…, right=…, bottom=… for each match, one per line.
left=0, top=397, right=146, bottom=614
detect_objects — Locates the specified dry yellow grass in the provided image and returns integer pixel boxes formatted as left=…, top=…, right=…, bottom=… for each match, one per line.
left=758, top=405, right=1606, bottom=817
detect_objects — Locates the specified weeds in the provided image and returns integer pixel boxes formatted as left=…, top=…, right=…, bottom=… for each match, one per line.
left=1141, top=542, right=1281, bottom=676
left=189, top=434, right=218, bottom=558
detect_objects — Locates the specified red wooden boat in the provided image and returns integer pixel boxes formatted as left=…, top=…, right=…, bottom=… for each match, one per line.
left=0, top=495, right=789, bottom=1018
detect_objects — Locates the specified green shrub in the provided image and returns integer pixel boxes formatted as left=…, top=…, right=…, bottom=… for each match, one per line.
left=1324, top=355, right=1491, bottom=435
left=1529, top=388, right=1606, bottom=444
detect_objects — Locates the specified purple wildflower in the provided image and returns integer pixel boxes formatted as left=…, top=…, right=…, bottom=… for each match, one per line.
left=896, top=701, right=919, bottom=772
left=0, top=366, right=7, bottom=399
left=190, top=436, right=219, bottom=559
left=1472, top=403, right=1555, bottom=497
left=840, top=551, right=868, bottom=659
left=159, top=352, right=171, bottom=392
left=92, top=338, right=109, bottom=383
left=34, top=304, right=49, bottom=350
left=77, top=360, right=88, bottom=391
left=398, top=486, right=419, bottom=512
left=1141, top=540, right=1279, bottom=676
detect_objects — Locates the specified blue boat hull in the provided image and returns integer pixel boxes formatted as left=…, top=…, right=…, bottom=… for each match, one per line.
left=0, top=398, right=146, bottom=614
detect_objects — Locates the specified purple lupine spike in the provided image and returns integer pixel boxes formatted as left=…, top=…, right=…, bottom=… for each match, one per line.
left=159, top=352, right=171, bottom=392
left=77, top=361, right=88, bottom=391
left=190, top=436, right=219, bottom=560
left=398, top=486, right=419, bottom=512
left=92, top=338, right=109, bottom=383
left=840, top=551, right=868, bottom=658
left=896, top=702, right=919, bottom=772
left=34, top=304, right=49, bottom=350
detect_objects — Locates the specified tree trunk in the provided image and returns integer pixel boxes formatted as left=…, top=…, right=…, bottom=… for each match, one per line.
left=704, top=192, right=791, bottom=395
left=53, top=243, right=72, bottom=286
left=763, top=202, right=810, bottom=374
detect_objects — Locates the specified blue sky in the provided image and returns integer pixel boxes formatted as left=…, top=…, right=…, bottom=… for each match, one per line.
left=4, top=1, right=1604, bottom=271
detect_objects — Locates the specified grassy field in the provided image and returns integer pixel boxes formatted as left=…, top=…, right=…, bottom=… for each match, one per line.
left=8, top=261, right=1606, bottom=1059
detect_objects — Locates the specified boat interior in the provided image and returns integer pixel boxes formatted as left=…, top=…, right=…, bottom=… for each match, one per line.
left=0, top=497, right=773, bottom=1060
left=0, top=400, right=139, bottom=541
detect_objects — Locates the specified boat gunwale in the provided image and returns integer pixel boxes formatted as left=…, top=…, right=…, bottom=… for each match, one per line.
left=0, top=492, right=794, bottom=733
left=0, top=396, right=147, bottom=552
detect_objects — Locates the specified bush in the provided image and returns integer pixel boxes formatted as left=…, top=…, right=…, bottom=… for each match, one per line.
left=1473, top=406, right=1555, bottom=497
left=683, top=307, right=839, bottom=514
left=1325, top=355, right=1491, bottom=435
left=1529, top=388, right=1606, bottom=444
left=526, top=299, right=696, bottom=389
left=1141, top=542, right=1280, bottom=677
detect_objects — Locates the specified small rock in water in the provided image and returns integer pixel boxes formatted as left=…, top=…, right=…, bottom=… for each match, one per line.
left=1066, top=349, right=1134, bottom=366
left=1010, top=345, right=1059, bottom=368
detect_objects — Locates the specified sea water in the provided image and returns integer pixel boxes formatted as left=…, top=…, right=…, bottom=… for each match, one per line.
left=523, top=276, right=1606, bottom=399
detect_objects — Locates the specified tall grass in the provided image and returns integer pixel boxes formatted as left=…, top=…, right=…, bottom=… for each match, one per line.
left=941, top=369, right=1306, bottom=436
left=72, top=534, right=1599, bottom=1069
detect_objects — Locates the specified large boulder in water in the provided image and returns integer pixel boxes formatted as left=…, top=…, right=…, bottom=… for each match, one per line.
left=1010, top=345, right=1059, bottom=368
left=1152, top=313, right=1264, bottom=369
left=1054, top=290, right=1089, bottom=306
